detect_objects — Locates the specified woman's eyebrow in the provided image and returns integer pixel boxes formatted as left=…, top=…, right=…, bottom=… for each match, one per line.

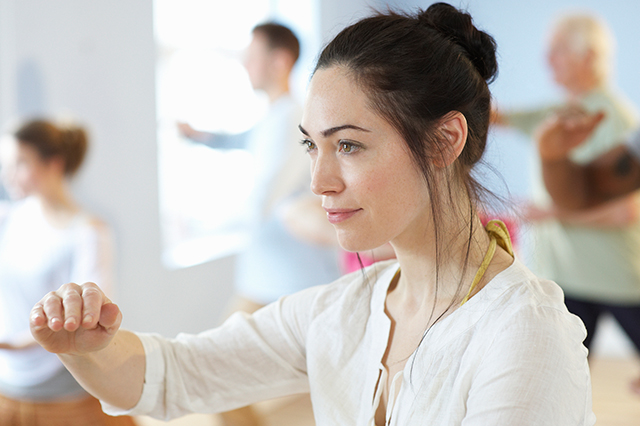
left=298, top=125, right=310, bottom=136
left=298, top=124, right=371, bottom=138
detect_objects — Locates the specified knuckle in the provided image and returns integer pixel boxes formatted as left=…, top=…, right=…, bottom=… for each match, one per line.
left=82, top=287, right=101, bottom=298
left=61, top=282, right=81, bottom=295
left=60, top=282, right=76, bottom=290
left=81, top=282, right=101, bottom=295
left=63, top=292, right=82, bottom=303
left=60, top=282, right=81, bottom=295
left=30, top=302, right=44, bottom=315
left=43, top=292, right=61, bottom=305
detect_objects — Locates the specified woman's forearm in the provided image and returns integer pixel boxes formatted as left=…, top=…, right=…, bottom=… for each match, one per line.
left=59, top=329, right=145, bottom=410
left=554, top=193, right=640, bottom=228
left=542, top=158, right=592, bottom=209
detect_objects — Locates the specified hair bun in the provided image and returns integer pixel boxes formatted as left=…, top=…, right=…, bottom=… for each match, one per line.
left=57, top=123, right=88, bottom=176
left=419, top=3, right=498, bottom=82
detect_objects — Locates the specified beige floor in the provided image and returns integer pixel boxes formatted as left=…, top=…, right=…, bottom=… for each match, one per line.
left=135, top=357, right=640, bottom=426
left=591, top=357, right=640, bottom=425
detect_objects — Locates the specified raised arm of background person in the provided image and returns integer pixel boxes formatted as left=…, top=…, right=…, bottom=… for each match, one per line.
left=176, top=121, right=251, bottom=149
left=279, top=193, right=338, bottom=246
left=533, top=110, right=639, bottom=209
left=585, top=143, right=640, bottom=203
left=555, top=193, right=640, bottom=227
left=176, top=122, right=216, bottom=143
left=491, top=105, right=555, bottom=135
left=29, top=282, right=145, bottom=410
left=524, top=194, right=640, bottom=228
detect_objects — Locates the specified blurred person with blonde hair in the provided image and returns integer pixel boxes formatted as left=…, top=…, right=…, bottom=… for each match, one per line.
left=494, top=12, right=640, bottom=370
left=0, top=119, right=135, bottom=425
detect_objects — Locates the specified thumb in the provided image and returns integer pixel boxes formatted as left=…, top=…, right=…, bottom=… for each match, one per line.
left=588, top=111, right=606, bottom=130
left=97, top=303, right=122, bottom=335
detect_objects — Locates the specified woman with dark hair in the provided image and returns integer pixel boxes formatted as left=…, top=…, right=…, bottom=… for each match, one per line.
left=29, top=4, right=593, bottom=425
left=0, top=119, right=135, bottom=425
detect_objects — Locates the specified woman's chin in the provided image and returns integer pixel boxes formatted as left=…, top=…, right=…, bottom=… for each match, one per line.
left=337, top=237, right=382, bottom=254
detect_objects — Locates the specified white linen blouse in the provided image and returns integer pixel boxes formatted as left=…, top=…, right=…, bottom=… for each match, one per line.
left=105, top=259, right=595, bottom=425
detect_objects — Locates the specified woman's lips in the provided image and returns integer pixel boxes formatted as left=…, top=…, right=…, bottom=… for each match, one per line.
left=324, top=208, right=362, bottom=224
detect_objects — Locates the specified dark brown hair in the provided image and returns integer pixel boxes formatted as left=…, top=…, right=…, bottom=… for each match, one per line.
left=253, top=23, right=300, bottom=64
left=14, top=119, right=88, bottom=176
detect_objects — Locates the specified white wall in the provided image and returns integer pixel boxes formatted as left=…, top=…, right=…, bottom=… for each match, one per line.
left=318, top=0, right=373, bottom=42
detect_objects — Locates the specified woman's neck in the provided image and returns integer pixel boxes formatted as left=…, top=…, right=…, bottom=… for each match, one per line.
left=390, top=214, right=491, bottom=310
left=36, top=182, right=80, bottom=228
left=264, top=78, right=290, bottom=104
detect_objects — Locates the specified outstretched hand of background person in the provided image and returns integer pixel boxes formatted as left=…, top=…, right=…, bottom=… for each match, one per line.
left=536, top=107, right=605, bottom=161
left=176, top=121, right=214, bottom=143
left=0, top=331, right=40, bottom=351
left=520, top=201, right=557, bottom=223
left=30, top=282, right=122, bottom=355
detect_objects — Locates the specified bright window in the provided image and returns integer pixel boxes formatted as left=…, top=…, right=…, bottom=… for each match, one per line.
left=154, top=0, right=319, bottom=269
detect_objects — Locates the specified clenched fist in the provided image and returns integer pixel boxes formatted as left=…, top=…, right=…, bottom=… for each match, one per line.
left=30, top=282, right=122, bottom=355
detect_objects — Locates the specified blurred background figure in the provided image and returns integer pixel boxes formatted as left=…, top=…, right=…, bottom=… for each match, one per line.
left=0, top=119, right=135, bottom=425
left=494, top=12, right=640, bottom=381
left=178, top=23, right=340, bottom=426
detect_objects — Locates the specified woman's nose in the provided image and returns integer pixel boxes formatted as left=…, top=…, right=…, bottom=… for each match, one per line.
left=310, top=153, right=344, bottom=196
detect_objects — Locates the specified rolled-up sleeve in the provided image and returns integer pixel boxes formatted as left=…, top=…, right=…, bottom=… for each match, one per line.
left=102, top=291, right=316, bottom=420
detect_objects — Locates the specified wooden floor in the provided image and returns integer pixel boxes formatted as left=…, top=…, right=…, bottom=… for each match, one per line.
left=135, top=356, right=640, bottom=426
left=591, top=357, right=640, bottom=425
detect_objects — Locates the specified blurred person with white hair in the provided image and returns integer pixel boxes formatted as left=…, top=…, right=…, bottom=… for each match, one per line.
left=494, top=13, right=640, bottom=373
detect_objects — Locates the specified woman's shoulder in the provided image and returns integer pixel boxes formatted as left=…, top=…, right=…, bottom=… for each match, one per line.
left=282, top=259, right=398, bottom=319
left=0, top=197, right=35, bottom=224
left=270, top=260, right=397, bottom=348
left=477, top=259, right=585, bottom=337
left=73, top=211, right=110, bottom=232
left=483, top=258, right=562, bottom=303
left=321, top=258, right=396, bottom=297
left=69, top=210, right=114, bottom=246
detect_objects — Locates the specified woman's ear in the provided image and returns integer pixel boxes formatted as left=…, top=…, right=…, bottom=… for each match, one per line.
left=434, top=111, right=468, bottom=168
left=272, top=48, right=296, bottom=75
left=46, top=155, right=66, bottom=176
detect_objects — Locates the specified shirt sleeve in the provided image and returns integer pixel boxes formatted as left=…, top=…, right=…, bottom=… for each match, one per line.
left=198, top=130, right=251, bottom=150
left=569, top=101, right=634, bottom=164
left=625, top=128, right=640, bottom=161
left=102, top=291, right=316, bottom=420
left=462, top=304, right=595, bottom=426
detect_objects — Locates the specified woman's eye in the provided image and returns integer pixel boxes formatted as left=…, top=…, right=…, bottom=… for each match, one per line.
left=300, top=139, right=316, bottom=152
left=339, top=141, right=358, bottom=153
